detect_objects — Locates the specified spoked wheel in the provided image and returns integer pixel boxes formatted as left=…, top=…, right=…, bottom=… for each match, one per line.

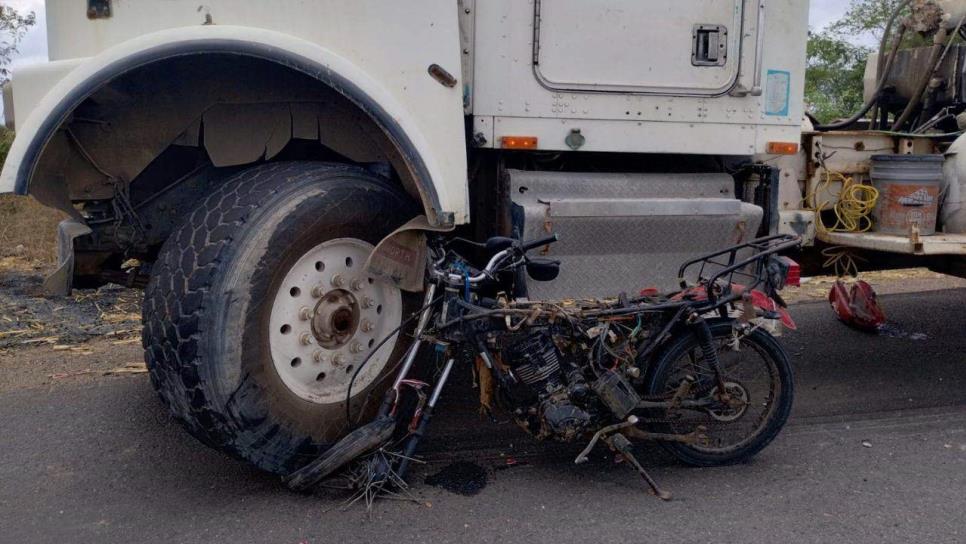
left=643, top=320, right=794, bottom=466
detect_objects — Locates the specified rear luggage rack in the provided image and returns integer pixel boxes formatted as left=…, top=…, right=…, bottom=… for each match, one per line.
left=677, top=234, right=802, bottom=305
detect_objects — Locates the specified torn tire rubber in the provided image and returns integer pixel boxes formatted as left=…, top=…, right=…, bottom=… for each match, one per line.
left=284, top=415, right=396, bottom=491
left=142, top=161, right=418, bottom=475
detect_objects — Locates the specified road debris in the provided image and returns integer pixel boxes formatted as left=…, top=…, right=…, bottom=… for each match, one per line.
left=48, top=362, right=147, bottom=380
left=829, top=280, right=886, bottom=332
left=0, top=262, right=142, bottom=351
left=785, top=268, right=966, bottom=304
left=48, top=369, right=98, bottom=380
left=105, top=363, right=149, bottom=375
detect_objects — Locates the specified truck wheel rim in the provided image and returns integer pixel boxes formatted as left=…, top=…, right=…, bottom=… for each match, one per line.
left=269, top=238, right=402, bottom=404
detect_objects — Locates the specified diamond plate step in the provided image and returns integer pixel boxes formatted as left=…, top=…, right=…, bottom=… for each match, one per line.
left=508, top=170, right=763, bottom=298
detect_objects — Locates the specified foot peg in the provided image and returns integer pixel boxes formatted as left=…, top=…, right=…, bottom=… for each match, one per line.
left=574, top=416, right=640, bottom=464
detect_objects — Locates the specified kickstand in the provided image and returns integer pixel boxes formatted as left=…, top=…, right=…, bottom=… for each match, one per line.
left=605, top=433, right=672, bottom=501
left=574, top=416, right=639, bottom=464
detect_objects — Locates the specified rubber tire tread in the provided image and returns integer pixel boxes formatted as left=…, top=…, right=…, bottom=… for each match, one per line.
left=643, top=321, right=794, bottom=467
left=142, top=161, right=416, bottom=474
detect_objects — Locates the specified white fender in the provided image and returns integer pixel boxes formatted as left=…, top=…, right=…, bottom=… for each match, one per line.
left=0, top=24, right=468, bottom=226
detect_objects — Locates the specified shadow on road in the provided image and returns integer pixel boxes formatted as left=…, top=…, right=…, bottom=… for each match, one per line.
left=1, top=288, right=964, bottom=543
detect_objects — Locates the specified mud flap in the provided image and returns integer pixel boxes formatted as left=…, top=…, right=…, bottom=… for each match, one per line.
left=364, top=215, right=452, bottom=292
left=42, top=218, right=93, bottom=296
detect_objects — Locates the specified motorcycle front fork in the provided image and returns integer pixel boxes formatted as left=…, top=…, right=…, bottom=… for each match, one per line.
left=374, top=282, right=464, bottom=480
left=394, top=356, right=455, bottom=478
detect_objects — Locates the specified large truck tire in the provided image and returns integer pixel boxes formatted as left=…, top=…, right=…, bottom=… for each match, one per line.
left=142, top=161, right=419, bottom=474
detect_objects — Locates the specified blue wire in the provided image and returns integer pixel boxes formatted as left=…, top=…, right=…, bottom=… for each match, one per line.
left=454, top=261, right=471, bottom=301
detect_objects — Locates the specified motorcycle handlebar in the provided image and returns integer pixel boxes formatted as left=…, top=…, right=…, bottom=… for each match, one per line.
left=520, top=234, right=559, bottom=252
left=432, top=233, right=559, bottom=286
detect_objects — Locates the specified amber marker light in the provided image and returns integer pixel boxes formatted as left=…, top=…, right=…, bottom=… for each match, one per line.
left=767, top=142, right=799, bottom=155
left=501, top=136, right=538, bottom=149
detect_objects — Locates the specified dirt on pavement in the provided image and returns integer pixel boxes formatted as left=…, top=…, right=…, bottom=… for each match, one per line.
left=0, top=257, right=144, bottom=392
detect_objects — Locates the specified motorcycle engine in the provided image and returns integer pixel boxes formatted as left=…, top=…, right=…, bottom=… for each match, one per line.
left=504, top=331, right=591, bottom=441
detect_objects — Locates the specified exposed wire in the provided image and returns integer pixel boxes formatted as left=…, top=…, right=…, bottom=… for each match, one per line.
left=913, top=107, right=955, bottom=134
left=344, top=295, right=442, bottom=427
left=871, top=129, right=963, bottom=138
left=816, top=172, right=879, bottom=233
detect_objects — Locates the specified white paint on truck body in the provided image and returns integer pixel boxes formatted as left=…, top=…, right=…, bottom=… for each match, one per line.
left=533, top=0, right=745, bottom=95
left=472, top=0, right=809, bottom=156
left=1, top=1, right=469, bottom=223
left=1, top=0, right=810, bottom=225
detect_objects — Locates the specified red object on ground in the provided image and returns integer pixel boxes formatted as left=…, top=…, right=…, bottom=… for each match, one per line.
left=828, top=280, right=886, bottom=332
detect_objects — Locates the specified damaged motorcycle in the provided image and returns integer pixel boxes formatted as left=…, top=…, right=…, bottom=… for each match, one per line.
left=285, top=232, right=802, bottom=501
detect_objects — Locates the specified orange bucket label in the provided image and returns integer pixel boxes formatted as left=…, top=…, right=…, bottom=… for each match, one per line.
left=876, top=183, right=939, bottom=233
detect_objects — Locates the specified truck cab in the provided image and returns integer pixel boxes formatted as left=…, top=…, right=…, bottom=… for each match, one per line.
left=1, top=0, right=819, bottom=475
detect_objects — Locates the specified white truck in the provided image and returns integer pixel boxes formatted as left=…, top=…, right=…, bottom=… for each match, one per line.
left=1, top=0, right=963, bottom=475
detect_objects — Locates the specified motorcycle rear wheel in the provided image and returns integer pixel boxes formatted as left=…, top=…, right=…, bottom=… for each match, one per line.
left=642, top=320, right=794, bottom=466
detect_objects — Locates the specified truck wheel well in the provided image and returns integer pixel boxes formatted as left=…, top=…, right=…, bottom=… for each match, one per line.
left=24, top=51, right=439, bottom=284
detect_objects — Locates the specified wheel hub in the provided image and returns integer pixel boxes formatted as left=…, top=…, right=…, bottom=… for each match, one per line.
left=706, top=381, right=750, bottom=422
left=311, top=289, right=360, bottom=349
left=268, top=238, right=403, bottom=405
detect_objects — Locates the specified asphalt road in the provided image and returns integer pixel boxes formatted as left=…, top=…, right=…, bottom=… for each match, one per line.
left=2, top=288, right=965, bottom=544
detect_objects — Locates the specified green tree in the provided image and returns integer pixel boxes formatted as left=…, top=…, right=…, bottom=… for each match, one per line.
left=1, top=5, right=35, bottom=167
left=805, top=0, right=932, bottom=123
left=805, top=32, right=871, bottom=123
left=0, top=4, right=36, bottom=85
left=829, top=0, right=905, bottom=42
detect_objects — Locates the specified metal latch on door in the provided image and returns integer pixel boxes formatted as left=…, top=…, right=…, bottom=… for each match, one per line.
left=692, top=24, right=728, bottom=66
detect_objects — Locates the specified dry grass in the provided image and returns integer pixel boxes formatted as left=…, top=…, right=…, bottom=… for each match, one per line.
left=1, top=127, right=64, bottom=266
left=0, top=194, right=66, bottom=265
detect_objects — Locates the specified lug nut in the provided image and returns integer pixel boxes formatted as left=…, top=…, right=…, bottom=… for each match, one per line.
left=332, top=353, right=345, bottom=366
left=299, top=307, right=312, bottom=321
left=350, top=278, right=364, bottom=291
left=313, top=351, right=326, bottom=363
left=350, top=341, right=363, bottom=354
left=331, top=274, right=344, bottom=288
left=311, top=285, right=325, bottom=298
left=362, top=296, right=375, bottom=309
left=299, top=332, right=313, bottom=346
left=361, top=319, right=374, bottom=333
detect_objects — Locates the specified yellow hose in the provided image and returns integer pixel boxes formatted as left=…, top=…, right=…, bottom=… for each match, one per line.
left=803, top=166, right=880, bottom=278
left=805, top=169, right=880, bottom=234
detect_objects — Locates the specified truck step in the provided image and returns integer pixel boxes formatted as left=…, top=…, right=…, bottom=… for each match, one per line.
left=508, top=170, right=763, bottom=298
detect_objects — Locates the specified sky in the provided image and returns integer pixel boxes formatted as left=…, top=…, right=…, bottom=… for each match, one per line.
left=0, top=0, right=851, bottom=118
